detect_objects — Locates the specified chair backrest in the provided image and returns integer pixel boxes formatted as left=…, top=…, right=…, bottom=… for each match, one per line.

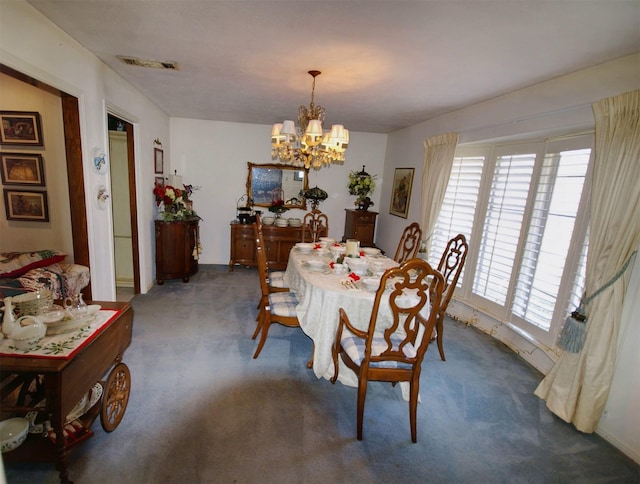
left=437, top=233, right=468, bottom=315
left=252, top=216, right=270, bottom=300
left=302, top=209, right=329, bottom=242
left=393, top=222, right=422, bottom=263
left=366, top=258, right=445, bottom=367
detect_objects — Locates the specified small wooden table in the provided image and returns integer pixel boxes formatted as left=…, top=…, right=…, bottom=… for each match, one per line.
left=0, top=301, right=133, bottom=483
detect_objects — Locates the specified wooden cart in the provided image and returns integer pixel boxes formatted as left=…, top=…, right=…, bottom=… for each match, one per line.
left=0, top=301, right=133, bottom=483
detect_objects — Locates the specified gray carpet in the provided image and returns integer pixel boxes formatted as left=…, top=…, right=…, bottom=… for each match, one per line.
left=4, top=265, right=639, bottom=483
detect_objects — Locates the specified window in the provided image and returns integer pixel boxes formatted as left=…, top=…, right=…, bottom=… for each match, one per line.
left=429, top=153, right=484, bottom=282
left=433, top=134, right=592, bottom=347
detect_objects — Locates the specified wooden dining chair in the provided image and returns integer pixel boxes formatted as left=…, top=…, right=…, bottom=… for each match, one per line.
left=331, top=258, right=445, bottom=442
left=302, top=209, right=329, bottom=243
left=393, top=222, right=422, bottom=263
left=252, top=220, right=301, bottom=359
left=433, top=233, right=468, bottom=361
left=253, top=216, right=289, bottom=332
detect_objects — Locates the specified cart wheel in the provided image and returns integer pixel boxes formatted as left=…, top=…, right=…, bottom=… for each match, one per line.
left=100, top=362, right=131, bottom=432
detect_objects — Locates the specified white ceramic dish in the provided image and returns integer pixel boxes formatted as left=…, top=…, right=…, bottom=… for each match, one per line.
left=345, top=257, right=369, bottom=276
left=329, top=245, right=347, bottom=255
left=66, top=382, right=103, bottom=423
left=37, top=304, right=65, bottom=323
left=262, top=217, right=275, bottom=225
left=361, top=277, right=382, bottom=291
left=0, top=417, right=28, bottom=453
left=45, top=304, right=101, bottom=335
left=295, top=242, right=314, bottom=253
left=362, top=247, right=381, bottom=257
left=319, top=237, right=336, bottom=246
left=304, top=259, right=326, bottom=271
left=332, top=263, right=347, bottom=274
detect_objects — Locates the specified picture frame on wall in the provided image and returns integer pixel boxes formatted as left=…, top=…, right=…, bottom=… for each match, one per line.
left=3, top=188, right=49, bottom=222
left=0, top=152, right=45, bottom=186
left=0, top=111, right=44, bottom=146
left=154, top=176, right=164, bottom=188
left=154, top=148, right=164, bottom=174
left=389, top=167, right=414, bottom=218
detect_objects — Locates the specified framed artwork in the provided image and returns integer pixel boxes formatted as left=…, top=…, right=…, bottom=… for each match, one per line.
left=154, top=176, right=164, bottom=188
left=3, top=189, right=49, bottom=222
left=0, top=111, right=44, bottom=146
left=389, top=168, right=414, bottom=218
left=0, top=152, right=45, bottom=186
left=154, top=148, right=164, bottom=174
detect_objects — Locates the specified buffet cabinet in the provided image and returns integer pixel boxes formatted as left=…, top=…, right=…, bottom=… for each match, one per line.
left=155, top=218, right=199, bottom=284
left=342, top=209, right=378, bottom=247
left=230, top=222, right=322, bottom=271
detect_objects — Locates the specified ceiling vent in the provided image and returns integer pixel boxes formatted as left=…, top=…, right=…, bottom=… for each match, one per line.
left=117, top=56, right=178, bottom=70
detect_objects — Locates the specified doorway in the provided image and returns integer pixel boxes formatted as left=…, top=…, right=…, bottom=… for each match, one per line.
left=107, top=114, right=140, bottom=300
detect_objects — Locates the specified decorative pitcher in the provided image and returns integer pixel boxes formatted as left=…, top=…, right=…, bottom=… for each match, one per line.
left=2, top=296, right=18, bottom=338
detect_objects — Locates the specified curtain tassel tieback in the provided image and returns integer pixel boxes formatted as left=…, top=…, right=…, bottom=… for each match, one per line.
left=558, top=251, right=637, bottom=353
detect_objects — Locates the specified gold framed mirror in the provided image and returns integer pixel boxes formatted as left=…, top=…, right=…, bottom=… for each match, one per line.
left=246, top=162, right=308, bottom=209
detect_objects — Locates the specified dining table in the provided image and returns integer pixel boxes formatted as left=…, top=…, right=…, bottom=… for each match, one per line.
left=284, top=245, right=402, bottom=389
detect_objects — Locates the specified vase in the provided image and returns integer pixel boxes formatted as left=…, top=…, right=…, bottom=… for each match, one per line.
left=356, top=197, right=372, bottom=211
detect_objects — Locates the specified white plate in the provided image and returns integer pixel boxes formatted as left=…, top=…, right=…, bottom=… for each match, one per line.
left=304, top=260, right=326, bottom=271
left=44, top=305, right=100, bottom=335
left=66, top=382, right=103, bottom=423
left=361, top=277, right=382, bottom=291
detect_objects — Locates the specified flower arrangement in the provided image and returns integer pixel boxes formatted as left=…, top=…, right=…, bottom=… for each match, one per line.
left=153, top=182, right=198, bottom=221
left=269, top=198, right=289, bottom=216
left=348, top=165, right=376, bottom=209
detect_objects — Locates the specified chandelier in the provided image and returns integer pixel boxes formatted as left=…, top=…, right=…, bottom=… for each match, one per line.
left=271, top=70, right=349, bottom=170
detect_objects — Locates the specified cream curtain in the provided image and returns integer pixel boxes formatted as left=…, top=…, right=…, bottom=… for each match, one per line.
left=420, top=132, right=458, bottom=257
left=535, top=90, right=640, bottom=432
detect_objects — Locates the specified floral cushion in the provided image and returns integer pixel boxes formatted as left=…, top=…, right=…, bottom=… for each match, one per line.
left=0, top=250, right=66, bottom=278
left=0, top=263, right=90, bottom=300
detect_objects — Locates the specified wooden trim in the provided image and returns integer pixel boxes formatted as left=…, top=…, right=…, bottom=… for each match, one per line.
left=61, top=93, right=91, bottom=300
left=125, top=122, right=140, bottom=294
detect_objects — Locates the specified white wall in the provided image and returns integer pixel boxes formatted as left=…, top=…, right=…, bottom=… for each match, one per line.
left=170, top=118, right=387, bottom=264
left=382, top=53, right=640, bottom=461
left=0, top=0, right=170, bottom=298
left=0, top=72, right=73, bottom=256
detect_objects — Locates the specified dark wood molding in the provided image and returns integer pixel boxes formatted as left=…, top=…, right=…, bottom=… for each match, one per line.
left=125, top=122, right=141, bottom=294
left=61, top=93, right=91, bottom=300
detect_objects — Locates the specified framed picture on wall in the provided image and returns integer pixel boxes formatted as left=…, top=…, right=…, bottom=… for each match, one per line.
left=154, top=148, right=164, bottom=174
left=0, top=152, right=45, bottom=186
left=0, top=111, right=44, bottom=146
left=389, top=168, right=414, bottom=218
left=154, top=176, right=164, bottom=188
left=3, top=188, right=49, bottom=222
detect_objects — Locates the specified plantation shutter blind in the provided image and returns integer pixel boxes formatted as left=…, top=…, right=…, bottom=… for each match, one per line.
left=512, top=143, right=590, bottom=330
left=429, top=155, right=484, bottom=274
left=472, top=151, right=536, bottom=305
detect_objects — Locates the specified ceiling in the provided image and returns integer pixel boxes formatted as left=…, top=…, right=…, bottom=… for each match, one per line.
left=26, top=0, right=640, bottom=134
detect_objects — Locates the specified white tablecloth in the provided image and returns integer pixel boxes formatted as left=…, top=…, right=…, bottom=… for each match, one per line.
left=284, top=249, right=400, bottom=388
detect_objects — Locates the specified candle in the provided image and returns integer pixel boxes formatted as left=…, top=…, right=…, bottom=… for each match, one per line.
left=346, top=239, right=360, bottom=258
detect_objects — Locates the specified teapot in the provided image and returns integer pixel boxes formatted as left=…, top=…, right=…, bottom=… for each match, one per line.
left=64, top=293, right=88, bottom=318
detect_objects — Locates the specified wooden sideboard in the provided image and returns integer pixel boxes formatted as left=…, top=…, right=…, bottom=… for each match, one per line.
left=155, top=218, right=199, bottom=284
left=229, top=222, right=327, bottom=271
left=342, top=209, right=378, bottom=247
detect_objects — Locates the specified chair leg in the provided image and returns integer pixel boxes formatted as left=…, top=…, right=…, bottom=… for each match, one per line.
left=330, top=344, right=340, bottom=383
left=306, top=342, right=315, bottom=369
left=253, top=315, right=271, bottom=358
left=409, top=380, right=419, bottom=443
left=356, top=378, right=368, bottom=441
left=436, top=317, right=446, bottom=361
